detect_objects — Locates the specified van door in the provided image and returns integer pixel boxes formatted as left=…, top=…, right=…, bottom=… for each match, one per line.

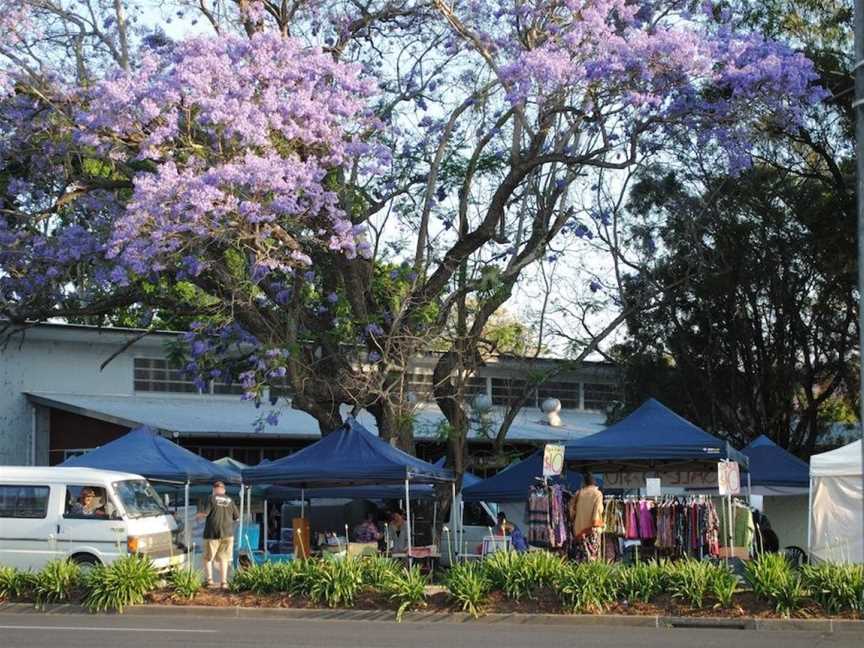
left=0, top=483, right=59, bottom=570
left=55, top=485, right=126, bottom=565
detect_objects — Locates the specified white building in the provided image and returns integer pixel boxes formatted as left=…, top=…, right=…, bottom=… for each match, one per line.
left=0, top=323, right=619, bottom=468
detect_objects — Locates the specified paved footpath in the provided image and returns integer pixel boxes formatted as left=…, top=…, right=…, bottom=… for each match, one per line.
left=0, top=611, right=861, bottom=648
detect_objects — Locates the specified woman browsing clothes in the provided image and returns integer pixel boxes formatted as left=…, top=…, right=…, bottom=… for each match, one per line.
left=569, top=473, right=604, bottom=562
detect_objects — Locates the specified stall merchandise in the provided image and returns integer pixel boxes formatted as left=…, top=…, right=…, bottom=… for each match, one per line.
left=462, top=451, right=585, bottom=502
left=602, top=496, right=721, bottom=560
left=525, top=483, right=569, bottom=548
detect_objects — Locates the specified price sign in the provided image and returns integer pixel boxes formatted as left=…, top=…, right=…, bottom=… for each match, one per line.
left=543, top=444, right=565, bottom=477
left=717, top=461, right=741, bottom=496
left=645, top=478, right=662, bottom=497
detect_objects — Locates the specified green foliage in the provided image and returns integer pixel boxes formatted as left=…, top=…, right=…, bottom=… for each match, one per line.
left=616, top=561, right=667, bottom=604
left=556, top=562, right=618, bottom=614
left=307, top=558, right=364, bottom=608
left=384, top=565, right=428, bottom=622
left=707, top=564, right=739, bottom=609
left=665, top=560, right=714, bottom=609
left=83, top=555, right=160, bottom=613
left=32, top=560, right=81, bottom=608
left=481, top=551, right=567, bottom=601
left=0, top=566, right=37, bottom=600
left=169, top=568, right=204, bottom=600
left=745, top=553, right=807, bottom=617
left=359, top=556, right=402, bottom=589
left=801, top=563, right=864, bottom=614
left=446, top=562, right=491, bottom=618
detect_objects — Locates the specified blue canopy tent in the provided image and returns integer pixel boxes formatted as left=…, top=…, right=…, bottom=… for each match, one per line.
left=461, top=451, right=585, bottom=503
left=564, top=399, right=749, bottom=471
left=242, top=419, right=454, bottom=558
left=743, top=435, right=809, bottom=493
left=61, top=426, right=238, bottom=559
left=61, top=426, right=238, bottom=484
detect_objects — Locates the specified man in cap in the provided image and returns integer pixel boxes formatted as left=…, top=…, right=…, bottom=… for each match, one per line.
left=196, top=481, right=239, bottom=589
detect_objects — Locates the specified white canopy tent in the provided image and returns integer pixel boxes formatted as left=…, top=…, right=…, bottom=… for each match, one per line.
left=808, top=440, right=863, bottom=564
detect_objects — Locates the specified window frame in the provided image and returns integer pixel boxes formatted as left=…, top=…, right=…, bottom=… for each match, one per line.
left=0, top=484, right=51, bottom=519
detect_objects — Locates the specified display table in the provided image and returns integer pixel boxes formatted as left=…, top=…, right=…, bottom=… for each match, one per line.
left=392, top=547, right=440, bottom=576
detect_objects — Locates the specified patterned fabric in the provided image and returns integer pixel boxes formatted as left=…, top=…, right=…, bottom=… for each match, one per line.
left=572, top=527, right=602, bottom=563
left=549, top=485, right=568, bottom=548
left=526, top=490, right=550, bottom=545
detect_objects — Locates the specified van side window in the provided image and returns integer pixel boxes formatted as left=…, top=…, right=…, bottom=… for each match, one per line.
left=64, top=486, right=110, bottom=519
left=0, top=485, right=50, bottom=518
left=462, top=502, right=495, bottom=527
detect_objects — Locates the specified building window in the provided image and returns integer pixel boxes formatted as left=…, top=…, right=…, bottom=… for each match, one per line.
left=0, top=485, right=50, bottom=519
left=134, top=358, right=200, bottom=394
left=406, top=372, right=434, bottom=400
left=537, top=381, right=581, bottom=410
left=584, top=382, right=620, bottom=412
left=491, top=378, right=532, bottom=406
left=464, top=376, right=488, bottom=397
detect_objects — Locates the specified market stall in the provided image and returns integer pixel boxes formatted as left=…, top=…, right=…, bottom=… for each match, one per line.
left=61, top=426, right=238, bottom=559
left=808, top=440, right=863, bottom=564
left=241, top=418, right=454, bottom=562
left=562, top=399, right=751, bottom=562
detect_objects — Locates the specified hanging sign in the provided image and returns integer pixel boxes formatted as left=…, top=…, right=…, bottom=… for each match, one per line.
left=645, top=478, right=662, bottom=497
left=602, top=471, right=717, bottom=489
left=543, top=444, right=565, bottom=477
left=717, top=461, right=741, bottom=496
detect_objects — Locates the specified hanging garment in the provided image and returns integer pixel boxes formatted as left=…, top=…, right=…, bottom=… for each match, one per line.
left=526, top=489, right=550, bottom=545
left=638, top=500, right=656, bottom=540
left=572, top=527, right=603, bottom=563
left=624, top=501, right=640, bottom=540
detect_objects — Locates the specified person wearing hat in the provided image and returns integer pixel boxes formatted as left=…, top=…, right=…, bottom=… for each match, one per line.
left=196, top=481, right=239, bottom=589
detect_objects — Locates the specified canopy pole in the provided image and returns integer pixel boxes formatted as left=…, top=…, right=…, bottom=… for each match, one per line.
left=432, top=500, right=438, bottom=546
left=807, top=476, right=814, bottom=561
left=300, top=488, right=305, bottom=518
left=405, top=477, right=412, bottom=567
left=237, top=484, right=245, bottom=569
left=184, top=481, right=191, bottom=571
left=451, top=482, right=457, bottom=564
left=263, top=498, right=269, bottom=559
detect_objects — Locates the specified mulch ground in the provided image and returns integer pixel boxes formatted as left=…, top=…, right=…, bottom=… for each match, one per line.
left=3, top=589, right=861, bottom=620
left=139, top=588, right=861, bottom=619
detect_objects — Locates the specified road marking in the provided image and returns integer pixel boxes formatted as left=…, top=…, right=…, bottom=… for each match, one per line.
left=0, top=625, right=216, bottom=634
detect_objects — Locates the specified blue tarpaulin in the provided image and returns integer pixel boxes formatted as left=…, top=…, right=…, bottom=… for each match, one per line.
left=433, top=457, right=482, bottom=489
left=61, top=426, right=239, bottom=483
left=242, top=418, right=454, bottom=486
left=743, top=435, right=808, bottom=488
left=564, top=399, right=749, bottom=469
left=461, top=451, right=586, bottom=502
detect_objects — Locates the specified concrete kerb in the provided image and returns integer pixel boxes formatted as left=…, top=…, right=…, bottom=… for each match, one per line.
left=0, top=602, right=862, bottom=634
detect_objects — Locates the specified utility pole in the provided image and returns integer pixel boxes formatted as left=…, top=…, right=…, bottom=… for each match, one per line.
left=856, top=0, right=864, bottom=560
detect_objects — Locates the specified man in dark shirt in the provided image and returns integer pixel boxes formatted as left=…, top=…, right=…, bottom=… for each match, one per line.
left=196, top=481, right=239, bottom=589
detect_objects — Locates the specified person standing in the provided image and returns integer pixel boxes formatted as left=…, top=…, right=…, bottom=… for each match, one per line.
left=568, top=474, right=604, bottom=562
left=389, top=510, right=409, bottom=554
left=196, top=481, right=239, bottom=589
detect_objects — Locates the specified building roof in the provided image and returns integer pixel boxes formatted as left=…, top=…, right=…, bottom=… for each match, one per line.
left=26, top=392, right=606, bottom=444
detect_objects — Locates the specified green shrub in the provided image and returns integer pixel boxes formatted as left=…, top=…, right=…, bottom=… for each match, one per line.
left=802, top=563, right=864, bottom=614
left=745, top=553, right=806, bottom=617
left=707, top=564, right=738, bottom=609
left=169, top=568, right=203, bottom=600
left=446, top=562, right=491, bottom=618
left=523, top=551, right=569, bottom=589
left=483, top=551, right=533, bottom=601
left=666, top=560, right=713, bottom=609
left=83, top=555, right=159, bottom=613
left=307, top=558, right=364, bottom=608
left=33, top=560, right=81, bottom=607
left=556, top=562, right=618, bottom=613
left=360, top=556, right=402, bottom=590
left=0, top=567, right=36, bottom=600
left=384, top=565, right=427, bottom=622
left=616, top=561, right=666, bottom=604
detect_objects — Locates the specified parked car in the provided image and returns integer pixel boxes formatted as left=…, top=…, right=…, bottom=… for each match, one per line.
left=0, top=466, right=186, bottom=571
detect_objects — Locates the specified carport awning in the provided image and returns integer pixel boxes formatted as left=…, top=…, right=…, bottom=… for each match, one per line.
left=26, top=392, right=606, bottom=443
left=26, top=392, right=319, bottom=439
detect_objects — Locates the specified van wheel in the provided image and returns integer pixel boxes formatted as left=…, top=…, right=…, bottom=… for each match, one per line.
left=70, top=554, right=100, bottom=573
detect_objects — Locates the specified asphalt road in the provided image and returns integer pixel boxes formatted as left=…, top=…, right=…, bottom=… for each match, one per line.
left=0, top=613, right=860, bottom=648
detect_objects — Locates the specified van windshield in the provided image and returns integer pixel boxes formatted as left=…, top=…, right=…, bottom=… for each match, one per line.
left=113, top=480, right=168, bottom=519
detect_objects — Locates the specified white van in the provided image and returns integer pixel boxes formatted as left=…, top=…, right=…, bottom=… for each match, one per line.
left=0, top=467, right=186, bottom=571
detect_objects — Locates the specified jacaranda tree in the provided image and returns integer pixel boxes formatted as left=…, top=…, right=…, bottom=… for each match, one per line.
left=1, top=0, right=826, bottom=480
